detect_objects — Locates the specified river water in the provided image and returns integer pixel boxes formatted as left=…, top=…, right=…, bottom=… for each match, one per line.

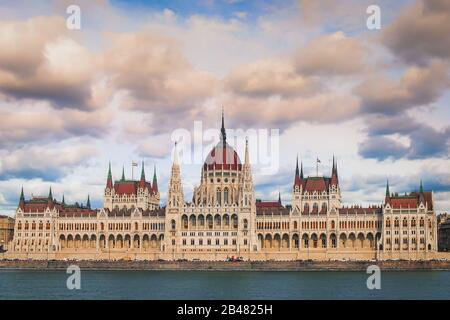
left=0, top=270, right=449, bottom=299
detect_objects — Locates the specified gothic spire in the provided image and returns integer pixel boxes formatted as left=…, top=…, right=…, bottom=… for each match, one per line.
left=244, top=137, right=249, bottom=165
left=48, top=186, right=53, bottom=200
left=141, top=161, right=145, bottom=180
left=106, top=162, right=113, bottom=189
left=420, top=179, right=424, bottom=193
left=220, top=106, right=226, bottom=143
left=300, top=161, right=304, bottom=179
left=153, top=165, right=158, bottom=193
left=121, top=165, right=125, bottom=181
left=294, top=156, right=301, bottom=187
left=278, top=191, right=282, bottom=205
left=385, top=180, right=390, bottom=198
left=173, top=142, right=179, bottom=166
left=62, top=194, right=65, bottom=205
left=19, top=187, right=25, bottom=209
left=86, top=194, right=91, bottom=209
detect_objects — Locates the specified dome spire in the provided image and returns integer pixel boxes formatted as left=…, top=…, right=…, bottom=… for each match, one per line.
left=220, top=106, right=226, bottom=143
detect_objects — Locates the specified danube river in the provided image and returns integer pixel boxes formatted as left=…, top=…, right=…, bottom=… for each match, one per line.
left=0, top=270, right=449, bottom=299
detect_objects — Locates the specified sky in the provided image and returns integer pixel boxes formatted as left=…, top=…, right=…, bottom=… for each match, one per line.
left=0, top=0, right=449, bottom=216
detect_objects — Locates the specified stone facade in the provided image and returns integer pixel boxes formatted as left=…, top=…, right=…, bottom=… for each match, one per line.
left=438, top=213, right=450, bottom=252
left=6, top=116, right=440, bottom=261
left=0, top=215, right=15, bottom=251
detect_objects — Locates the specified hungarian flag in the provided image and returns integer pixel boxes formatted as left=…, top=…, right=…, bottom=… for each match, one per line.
left=132, top=161, right=138, bottom=167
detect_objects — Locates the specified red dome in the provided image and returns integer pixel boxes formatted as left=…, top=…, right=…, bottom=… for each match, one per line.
left=203, top=141, right=242, bottom=171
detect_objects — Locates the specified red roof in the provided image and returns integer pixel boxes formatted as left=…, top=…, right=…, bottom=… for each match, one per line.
left=256, top=201, right=281, bottom=208
left=114, top=181, right=138, bottom=195
left=204, top=142, right=242, bottom=171
left=304, top=177, right=329, bottom=192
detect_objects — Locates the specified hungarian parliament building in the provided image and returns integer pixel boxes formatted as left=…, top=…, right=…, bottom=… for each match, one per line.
left=6, top=116, right=439, bottom=261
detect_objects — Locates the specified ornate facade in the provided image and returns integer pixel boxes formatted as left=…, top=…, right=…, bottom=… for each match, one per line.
left=6, top=115, right=440, bottom=261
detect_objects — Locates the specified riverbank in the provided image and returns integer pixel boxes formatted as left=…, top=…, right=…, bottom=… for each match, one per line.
left=1, top=259, right=450, bottom=271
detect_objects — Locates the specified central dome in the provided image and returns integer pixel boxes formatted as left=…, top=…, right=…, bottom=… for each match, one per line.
left=203, top=141, right=242, bottom=171
left=203, top=109, right=242, bottom=171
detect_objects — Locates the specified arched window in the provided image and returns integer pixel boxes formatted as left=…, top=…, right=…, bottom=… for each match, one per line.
left=216, top=188, right=221, bottom=205
left=394, top=218, right=399, bottom=227
left=171, top=219, right=176, bottom=230
left=403, top=218, right=408, bottom=227
left=386, top=218, right=391, bottom=228
left=420, top=218, right=424, bottom=227
left=224, top=188, right=229, bottom=205
left=313, top=203, right=319, bottom=212
left=331, top=220, right=335, bottom=229
left=304, top=203, right=309, bottom=212
left=243, top=219, right=248, bottom=229
left=322, top=203, right=327, bottom=212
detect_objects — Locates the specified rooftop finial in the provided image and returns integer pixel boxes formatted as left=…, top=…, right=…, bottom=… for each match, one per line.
left=386, top=179, right=390, bottom=197
left=220, top=106, right=226, bottom=143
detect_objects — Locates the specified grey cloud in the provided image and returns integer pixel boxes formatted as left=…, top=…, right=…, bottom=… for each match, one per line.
left=382, top=0, right=450, bottom=65
left=358, top=136, right=409, bottom=160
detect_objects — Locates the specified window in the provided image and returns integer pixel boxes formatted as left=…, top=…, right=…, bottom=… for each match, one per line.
left=216, top=188, right=221, bottom=205
left=171, top=220, right=176, bottom=230
left=224, top=188, right=229, bottom=205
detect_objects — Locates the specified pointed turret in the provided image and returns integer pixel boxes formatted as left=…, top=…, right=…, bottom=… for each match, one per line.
left=86, top=195, right=91, bottom=209
left=47, top=186, right=54, bottom=208
left=168, top=142, right=184, bottom=208
left=62, top=194, right=65, bottom=206
left=419, top=180, right=425, bottom=204
left=139, top=161, right=146, bottom=188
left=278, top=191, right=282, bottom=205
left=385, top=180, right=391, bottom=204
left=121, top=165, right=125, bottom=181
left=244, top=137, right=250, bottom=165
left=19, top=187, right=25, bottom=209
left=106, top=162, right=113, bottom=189
left=331, top=155, right=339, bottom=186
left=220, top=106, right=226, bottom=143
left=294, top=156, right=302, bottom=188
left=152, top=165, right=158, bottom=193
left=300, top=161, right=304, bottom=179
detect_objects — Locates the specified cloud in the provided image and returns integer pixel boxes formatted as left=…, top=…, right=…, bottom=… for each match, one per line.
left=0, top=16, right=102, bottom=110
left=103, top=30, right=218, bottom=113
left=294, top=32, right=367, bottom=76
left=382, top=0, right=450, bottom=65
left=358, top=136, right=409, bottom=160
left=0, top=142, right=98, bottom=180
left=359, top=114, right=450, bottom=160
left=356, top=61, right=450, bottom=115
left=224, top=59, right=319, bottom=98
left=0, top=106, right=112, bottom=148
left=222, top=91, right=360, bottom=131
